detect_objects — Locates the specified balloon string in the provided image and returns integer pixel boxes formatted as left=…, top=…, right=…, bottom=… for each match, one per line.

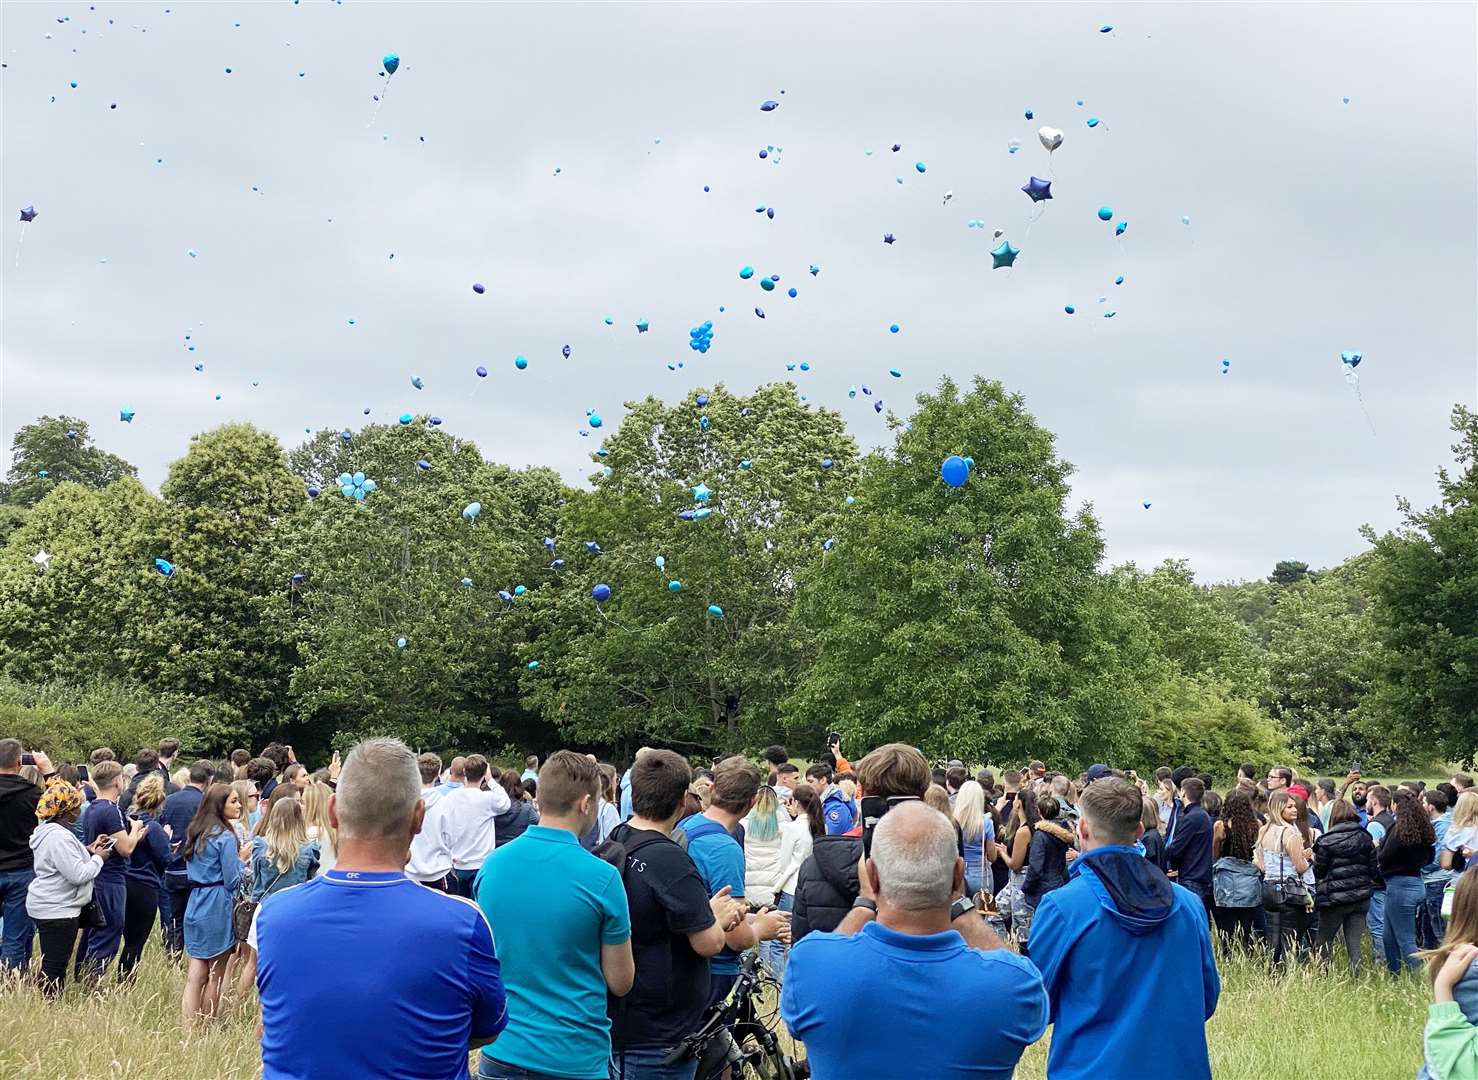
left=366, top=76, right=393, bottom=128
left=14, top=225, right=25, bottom=269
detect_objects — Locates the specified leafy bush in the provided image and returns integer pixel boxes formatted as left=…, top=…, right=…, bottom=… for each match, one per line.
left=1122, top=674, right=1294, bottom=779
left=0, top=677, right=235, bottom=763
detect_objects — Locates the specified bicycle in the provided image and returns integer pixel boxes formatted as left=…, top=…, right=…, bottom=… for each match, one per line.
left=664, top=951, right=810, bottom=1080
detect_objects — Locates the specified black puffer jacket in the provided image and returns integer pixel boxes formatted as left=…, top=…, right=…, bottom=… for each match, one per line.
left=791, top=834, right=860, bottom=943
left=1313, top=820, right=1380, bottom=907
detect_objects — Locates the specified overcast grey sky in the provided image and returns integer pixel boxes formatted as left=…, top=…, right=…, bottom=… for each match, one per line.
left=3, top=2, right=1474, bottom=582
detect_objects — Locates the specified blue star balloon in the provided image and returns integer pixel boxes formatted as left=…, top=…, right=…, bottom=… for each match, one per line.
left=990, top=240, right=1020, bottom=269
left=1021, top=177, right=1053, bottom=203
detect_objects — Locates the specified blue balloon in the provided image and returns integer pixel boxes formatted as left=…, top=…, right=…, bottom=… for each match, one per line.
left=990, top=241, right=1020, bottom=269
left=382, top=53, right=399, bottom=75
left=1064, top=305, right=1076, bottom=314
left=940, top=455, right=969, bottom=488
left=693, top=507, right=712, bottom=520
left=591, top=583, right=612, bottom=603
left=707, top=605, right=724, bottom=618
left=463, top=501, right=482, bottom=521
left=527, top=660, right=540, bottom=670
left=889, top=323, right=900, bottom=334
left=307, top=485, right=320, bottom=498
left=475, top=365, right=488, bottom=378
left=1097, top=206, right=1114, bottom=221
left=472, top=283, right=485, bottom=294
left=153, top=558, right=175, bottom=577
left=585, top=541, right=602, bottom=553
left=739, top=266, right=754, bottom=279
left=499, top=590, right=513, bottom=603
left=1340, top=350, right=1362, bottom=369
left=1021, top=176, right=1053, bottom=203
left=696, top=394, right=710, bottom=407
left=668, top=579, right=682, bottom=592
left=514, top=355, right=528, bottom=370
left=1115, top=221, right=1128, bottom=236
left=760, top=99, right=779, bottom=111
left=396, top=637, right=407, bottom=649
left=589, top=413, right=603, bottom=428
left=399, top=414, right=413, bottom=425
left=514, top=584, right=527, bottom=595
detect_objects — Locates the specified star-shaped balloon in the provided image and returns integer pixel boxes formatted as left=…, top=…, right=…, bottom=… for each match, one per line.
left=119, top=408, right=135, bottom=422
left=1021, top=177, right=1053, bottom=203
left=33, top=550, right=51, bottom=569
left=18, top=206, right=37, bottom=222
left=990, top=240, right=1020, bottom=269
left=693, top=483, right=712, bottom=503
left=1340, top=350, right=1362, bottom=369
left=882, top=233, right=896, bottom=245
left=636, top=319, right=650, bottom=333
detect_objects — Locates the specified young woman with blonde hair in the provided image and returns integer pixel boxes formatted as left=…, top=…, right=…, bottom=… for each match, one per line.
left=299, top=781, right=337, bottom=872
left=953, top=780, right=997, bottom=899
left=1254, top=790, right=1312, bottom=964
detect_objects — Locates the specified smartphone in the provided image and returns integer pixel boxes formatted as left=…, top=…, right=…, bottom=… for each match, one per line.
left=1350, top=762, right=1362, bottom=775
left=76, top=764, right=89, bottom=782
left=99, top=837, right=116, bottom=851
left=21, top=753, right=35, bottom=767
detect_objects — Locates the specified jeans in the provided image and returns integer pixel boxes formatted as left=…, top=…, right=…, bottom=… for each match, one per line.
left=118, top=879, right=159, bottom=979
left=162, top=872, right=191, bottom=955
left=33, top=915, right=79, bottom=997
left=1368, top=886, right=1386, bottom=954
left=1383, top=875, right=1424, bottom=975
left=0, top=866, right=35, bottom=970
left=75, top=878, right=126, bottom=981
left=1424, top=878, right=1449, bottom=946
left=758, top=891, right=793, bottom=981
left=612, top=1047, right=698, bottom=1080
left=1265, top=899, right=1311, bottom=965
left=1316, top=900, right=1369, bottom=974
left=478, top=1055, right=583, bottom=1080
left=452, top=868, right=480, bottom=899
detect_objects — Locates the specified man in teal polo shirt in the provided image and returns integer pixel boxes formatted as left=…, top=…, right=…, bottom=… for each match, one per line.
left=476, top=751, right=634, bottom=1080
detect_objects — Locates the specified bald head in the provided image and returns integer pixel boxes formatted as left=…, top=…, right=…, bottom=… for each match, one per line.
left=870, top=801, right=959, bottom=912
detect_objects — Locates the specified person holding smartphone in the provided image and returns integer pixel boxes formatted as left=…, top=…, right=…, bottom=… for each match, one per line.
left=75, top=761, right=147, bottom=983
left=27, top=778, right=113, bottom=996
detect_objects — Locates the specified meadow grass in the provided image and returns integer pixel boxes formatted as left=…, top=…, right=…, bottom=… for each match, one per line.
left=0, top=939, right=1430, bottom=1078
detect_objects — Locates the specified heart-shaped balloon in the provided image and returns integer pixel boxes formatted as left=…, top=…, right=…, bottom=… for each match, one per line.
left=1037, top=126, right=1064, bottom=152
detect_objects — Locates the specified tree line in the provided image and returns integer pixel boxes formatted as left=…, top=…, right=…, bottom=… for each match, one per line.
left=0, top=380, right=1471, bottom=776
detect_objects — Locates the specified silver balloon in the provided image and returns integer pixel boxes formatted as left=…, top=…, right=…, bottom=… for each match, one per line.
left=1037, top=126, right=1064, bottom=152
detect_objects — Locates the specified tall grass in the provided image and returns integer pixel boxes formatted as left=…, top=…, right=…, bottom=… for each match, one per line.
left=0, top=940, right=1430, bottom=1079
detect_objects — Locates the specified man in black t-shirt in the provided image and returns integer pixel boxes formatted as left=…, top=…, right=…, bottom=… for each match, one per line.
left=609, top=750, right=745, bottom=1080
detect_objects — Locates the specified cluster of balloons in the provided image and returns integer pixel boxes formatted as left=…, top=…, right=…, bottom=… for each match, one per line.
left=338, top=472, right=377, bottom=500
left=689, top=320, right=715, bottom=353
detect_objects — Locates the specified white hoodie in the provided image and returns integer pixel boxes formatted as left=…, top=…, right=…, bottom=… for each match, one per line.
left=27, top=821, right=104, bottom=919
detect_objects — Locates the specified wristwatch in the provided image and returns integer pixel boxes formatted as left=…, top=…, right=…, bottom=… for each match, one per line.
left=851, top=897, right=878, bottom=914
left=949, top=895, right=976, bottom=922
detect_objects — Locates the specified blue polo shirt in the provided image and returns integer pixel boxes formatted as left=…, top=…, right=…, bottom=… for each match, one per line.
left=476, top=825, right=631, bottom=1079
left=677, top=814, right=746, bottom=975
left=255, top=870, right=507, bottom=1080
left=782, top=920, right=1047, bottom=1080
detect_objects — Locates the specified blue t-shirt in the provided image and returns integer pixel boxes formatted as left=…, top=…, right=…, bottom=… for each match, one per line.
left=256, top=870, right=507, bottom=1080
left=677, top=814, right=747, bottom=974
left=782, top=920, right=1047, bottom=1080
left=476, top=825, right=631, bottom=1079
left=82, top=799, right=126, bottom=884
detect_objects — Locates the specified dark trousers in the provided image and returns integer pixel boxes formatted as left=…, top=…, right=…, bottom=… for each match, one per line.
left=451, top=868, right=479, bottom=898
left=1316, top=899, right=1369, bottom=974
left=1266, top=899, right=1312, bottom=965
left=34, top=916, right=79, bottom=997
left=75, top=879, right=126, bottom=981
left=1213, top=905, right=1257, bottom=948
left=118, top=879, right=159, bottom=979
left=162, top=873, right=191, bottom=955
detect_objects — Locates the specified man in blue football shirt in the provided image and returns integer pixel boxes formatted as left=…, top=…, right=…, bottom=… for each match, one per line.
left=254, top=737, right=507, bottom=1080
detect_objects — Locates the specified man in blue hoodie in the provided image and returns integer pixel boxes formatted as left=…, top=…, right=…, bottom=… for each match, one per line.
left=1029, top=777, right=1219, bottom=1080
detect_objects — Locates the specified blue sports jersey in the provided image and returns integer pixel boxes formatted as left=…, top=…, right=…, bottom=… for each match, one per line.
left=256, top=870, right=507, bottom=1080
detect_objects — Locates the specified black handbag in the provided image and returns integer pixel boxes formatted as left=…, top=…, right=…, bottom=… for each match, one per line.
left=78, top=895, right=107, bottom=930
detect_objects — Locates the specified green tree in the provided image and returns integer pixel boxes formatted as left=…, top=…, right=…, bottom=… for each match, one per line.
left=1363, top=406, right=1478, bottom=766
left=1113, top=559, right=1268, bottom=703
left=1121, top=673, right=1293, bottom=779
left=1210, top=578, right=1278, bottom=647
left=0, top=479, right=166, bottom=686
left=268, top=421, right=564, bottom=755
left=1269, top=560, right=1313, bottom=588
left=143, top=424, right=304, bottom=747
left=1264, top=559, right=1391, bottom=771
left=2, top=416, right=137, bottom=508
left=520, top=384, right=857, bottom=758
left=785, top=377, right=1155, bottom=769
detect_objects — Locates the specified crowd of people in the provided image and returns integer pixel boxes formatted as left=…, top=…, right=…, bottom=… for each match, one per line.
left=3, top=733, right=1478, bottom=1079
